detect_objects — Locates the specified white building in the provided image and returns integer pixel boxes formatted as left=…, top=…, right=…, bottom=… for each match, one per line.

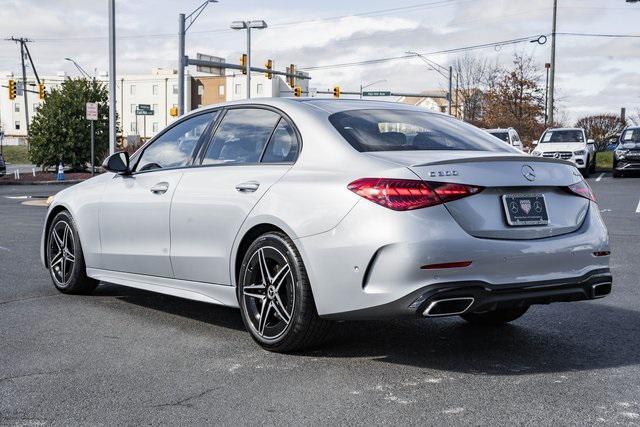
left=225, top=72, right=309, bottom=101
left=0, top=68, right=192, bottom=144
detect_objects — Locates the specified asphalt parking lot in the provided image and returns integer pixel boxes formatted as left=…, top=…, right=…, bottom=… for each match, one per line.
left=1, top=174, right=639, bottom=425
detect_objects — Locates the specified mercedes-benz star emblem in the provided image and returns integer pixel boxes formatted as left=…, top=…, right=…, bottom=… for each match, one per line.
left=521, top=164, right=536, bottom=182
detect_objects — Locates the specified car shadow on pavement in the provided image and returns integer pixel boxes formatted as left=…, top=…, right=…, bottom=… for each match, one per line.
left=305, top=301, right=640, bottom=375
left=93, top=283, right=246, bottom=332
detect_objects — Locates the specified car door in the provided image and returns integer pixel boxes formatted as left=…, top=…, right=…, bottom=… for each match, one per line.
left=170, top=106, right=299, bottom=285
left=99, top=111, right=217, bottom=277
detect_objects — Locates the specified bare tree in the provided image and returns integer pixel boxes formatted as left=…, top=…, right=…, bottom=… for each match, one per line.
left=453, top=54, right=499, bottom=126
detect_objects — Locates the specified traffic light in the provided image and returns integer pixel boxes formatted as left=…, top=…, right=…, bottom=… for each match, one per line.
left=294, top=86, right=302, bottom=97
left=38, top=83, right=46, bottom=100
left=8, top=79, right=16, bottom=100
left=240, top=54, right=248, bottom=75
left=169, top=106, right=178, bottom=117
left=264, top=59, right=273, bottom=79
left=333, top=86, right=340, bottom=98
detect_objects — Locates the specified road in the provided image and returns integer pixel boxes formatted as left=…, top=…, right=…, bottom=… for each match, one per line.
left=1, top=175, right=639, bottom=425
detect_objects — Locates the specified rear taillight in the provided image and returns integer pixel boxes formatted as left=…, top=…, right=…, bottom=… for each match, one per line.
left=567, top=180, right=596, bottom=202
left=347, top=178, right=483, bottom=211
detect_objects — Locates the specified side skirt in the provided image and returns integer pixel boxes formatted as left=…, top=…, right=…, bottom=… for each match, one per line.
left=86, top=268, right=239, bottom=308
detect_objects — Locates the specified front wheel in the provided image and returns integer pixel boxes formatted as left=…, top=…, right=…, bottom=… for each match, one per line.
left=460, top=306, right=529, bottom=325
left=237, top=231, right=331, bottom=352
left=47, top=211, right=98, bottom=294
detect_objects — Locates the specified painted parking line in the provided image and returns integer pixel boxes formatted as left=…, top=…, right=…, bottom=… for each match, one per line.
left=636, top=198, right=640, bottom=214
left=596, top=173, right=605, bottom=182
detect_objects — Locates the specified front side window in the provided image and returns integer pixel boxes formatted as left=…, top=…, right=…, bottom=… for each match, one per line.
left=262, top=119, right=299, bottom=163
left=136, top=112, right=216, bottom=172
left=330, top=109, right=510, bottom=152
left=202, top=108, right=280, bottom=165
left=541, top=130, right=584, bottom=143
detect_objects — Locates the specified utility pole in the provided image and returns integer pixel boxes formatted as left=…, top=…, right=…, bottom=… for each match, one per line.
left=5, top=37, right=33, bottom=143
left=548, top=0, right=558, bottom=126
left=448, top=65, right=453, bottom=115
left=246, top=25, right=252, bottom=99
left=178, top=13, right=185, bottom=116
left=544, top=63, right=551, bottom=126
left=108, top=0, right=116, bottom=155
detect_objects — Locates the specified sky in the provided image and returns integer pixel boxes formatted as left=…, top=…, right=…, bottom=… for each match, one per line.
left=0, top=0, right=639, bottom=123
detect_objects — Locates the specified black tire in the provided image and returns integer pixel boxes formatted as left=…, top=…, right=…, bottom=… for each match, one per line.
left=237, top=231, right=331, bottom=352
left=460, top=306, right=529, bottom=325
left=46, top=211, right=98, bottom=294
left=589, top=156, right=596, bottom=173
left=613, top=170, right=622, bottom=178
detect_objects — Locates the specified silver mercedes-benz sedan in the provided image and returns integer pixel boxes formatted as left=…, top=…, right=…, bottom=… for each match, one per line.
left=41, top=98, right=612, bottom=352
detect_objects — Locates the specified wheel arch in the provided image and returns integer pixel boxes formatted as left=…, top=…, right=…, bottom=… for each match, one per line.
left=42, top=204, right=72, bottom=268
left=233, top=223, right=286, bottom=287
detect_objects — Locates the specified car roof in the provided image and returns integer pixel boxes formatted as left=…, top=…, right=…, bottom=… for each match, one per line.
left=186, top=97, right=441, bottom=116
left=485, top=128, right=512, bottom=132
left=547, top=127, right=583, bottom=132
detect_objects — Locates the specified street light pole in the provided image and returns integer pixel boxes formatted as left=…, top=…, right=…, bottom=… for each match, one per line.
left=178, top=13, right=185, bottom=116
left=448, top=65, right=453, bottom=115
left=360, top=79, right=387, bottom=99
left=544, top=62, right=551, bottom=126
left=108, top=0, right=116, bottom=155
left=231, top=20, right=268, bottom=100
left=406, top=51, right=455, bottom=115
left=548, top=0, right=558, bottom=126
left=178, top=1, right=218, bottom=116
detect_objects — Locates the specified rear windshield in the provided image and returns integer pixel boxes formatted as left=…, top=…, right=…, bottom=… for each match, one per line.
left=329, top=109, right=511, bottom=152
left=541, top=130, right=584, bottom=143
left=488, top=131, right=509, bottom=142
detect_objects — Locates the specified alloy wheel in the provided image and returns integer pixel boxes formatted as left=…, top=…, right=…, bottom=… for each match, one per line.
left=49, top=221, right=76, bottom=286
left=241, top=246, right=295, bottom=340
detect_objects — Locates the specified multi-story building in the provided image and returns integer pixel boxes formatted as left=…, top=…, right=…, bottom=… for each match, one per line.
left=0, top=62, right=309, bottom=145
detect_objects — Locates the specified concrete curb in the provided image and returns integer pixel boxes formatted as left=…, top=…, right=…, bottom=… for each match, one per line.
left=0, top=179, right=84, bottom=186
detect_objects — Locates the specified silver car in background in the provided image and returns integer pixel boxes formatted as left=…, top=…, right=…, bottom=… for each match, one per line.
left=41, top=99, right=612, bottom=352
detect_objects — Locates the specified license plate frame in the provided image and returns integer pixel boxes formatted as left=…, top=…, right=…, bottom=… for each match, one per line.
left=501, top=194, right=549, bottom=226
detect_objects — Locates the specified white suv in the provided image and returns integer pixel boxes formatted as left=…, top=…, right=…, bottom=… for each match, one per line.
left=485, top=128, right=523, bottom=151
left=532, top=128, right=596, bottom=177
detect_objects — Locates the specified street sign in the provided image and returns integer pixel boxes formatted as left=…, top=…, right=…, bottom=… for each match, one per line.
left=86, top=102, right=99, bottom=121
left=362, top=91, right=391, bottom=97
left=136, top=109, right=154, bottom=116
left=138, top=104, right=151, bottom=111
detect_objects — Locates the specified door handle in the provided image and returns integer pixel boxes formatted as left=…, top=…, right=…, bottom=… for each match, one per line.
left=235, top=181, right=260, bottom=193
left=150, top=182, right=169, bottom=194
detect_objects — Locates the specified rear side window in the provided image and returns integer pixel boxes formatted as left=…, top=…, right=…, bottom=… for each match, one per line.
left=329, top=109, right=510, bottom=152
left=262, top=119, right=299, bottom=163
left=202, top=108, right=280, bottom=165
left=489, top=132, right=509, bottom=142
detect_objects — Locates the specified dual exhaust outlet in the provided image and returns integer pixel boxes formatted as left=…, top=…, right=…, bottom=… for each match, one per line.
left=423, top=297, right=474, bottom=317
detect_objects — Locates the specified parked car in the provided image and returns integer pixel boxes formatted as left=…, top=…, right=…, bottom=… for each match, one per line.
left=0, top=153, right=6, bottom=177
left=613, top=126, right=640, bottom=178
left=531, top=128, right=596, bottom=177
left=41, top=99, right=612, bottom=352
left=484, top=127, right=524, bottom=151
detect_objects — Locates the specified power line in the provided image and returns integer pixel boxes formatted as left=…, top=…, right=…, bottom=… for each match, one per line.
left=300, top=34, right=547, bottom=71
left=557, top=32, right=640, bottom=39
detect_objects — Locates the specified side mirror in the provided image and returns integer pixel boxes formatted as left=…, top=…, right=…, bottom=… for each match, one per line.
left=587, top=139, right=595, bottom=144
left=102, top=151, right=131, bottom=174
left=532, top=140, right=538, bottom=145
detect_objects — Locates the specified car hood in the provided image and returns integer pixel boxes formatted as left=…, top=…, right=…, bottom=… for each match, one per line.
left=535, top=142, right=585, bottom=152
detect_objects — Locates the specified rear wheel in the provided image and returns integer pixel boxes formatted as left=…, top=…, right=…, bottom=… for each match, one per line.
left=460, top=306, right=529, bottom=325
left=47, top=211, right=98, bottom=294
left=237, top=231, right=331, bottom=352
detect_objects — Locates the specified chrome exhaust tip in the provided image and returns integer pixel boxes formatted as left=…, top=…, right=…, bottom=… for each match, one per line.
left=592, top=282, right=612, bottom=298
left=423, top=297, right=475, bottom=317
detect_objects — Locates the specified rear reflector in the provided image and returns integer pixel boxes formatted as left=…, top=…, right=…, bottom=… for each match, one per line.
left=347, top=178, right=483, bottom=211
left=421, top=261, right=472, bottom=270
left=566, top=180, right=596, bottom=202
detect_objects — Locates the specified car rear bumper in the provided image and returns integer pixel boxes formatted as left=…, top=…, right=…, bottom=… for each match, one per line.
left=298, top=198, right=610, bottom=319
left=322, top=268, right=612, bottom=320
